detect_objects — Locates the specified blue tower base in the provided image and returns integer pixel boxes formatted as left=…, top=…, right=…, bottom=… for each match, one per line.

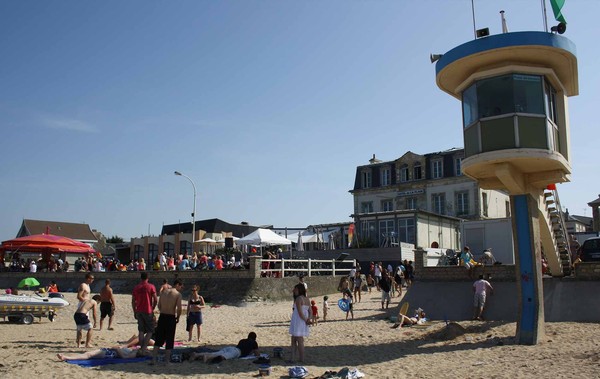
left=511, top=194, right=545, bottom=345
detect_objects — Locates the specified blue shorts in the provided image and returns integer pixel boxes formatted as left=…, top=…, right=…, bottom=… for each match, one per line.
left=188, top=311, right=203, bottom=325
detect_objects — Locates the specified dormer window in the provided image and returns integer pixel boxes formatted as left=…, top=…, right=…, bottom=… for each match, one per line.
left=400, top=164, right=409, bottom=182
left=413, top=163, right=422, bottom=180
left=381, top=167, right=391, bottom=186
left=432, top=159, right=443, bottom=179
left=361, top=170, right=372, bottom=188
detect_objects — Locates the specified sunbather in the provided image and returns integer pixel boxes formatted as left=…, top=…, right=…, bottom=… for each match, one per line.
left=189, top=332, right=259, bottom=363
left=57, top=347, right=138, bottom=361
left=391, top=309, right=426, bottom=328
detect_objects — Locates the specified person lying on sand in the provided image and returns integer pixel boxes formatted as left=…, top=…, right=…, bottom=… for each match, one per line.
left=189, top=332, right=259, bottom=363
left=118, top=334, right=156, bottom=348
left=57, top=347, right=138, bottom=361
left=391, top=309, right=426, bottom=329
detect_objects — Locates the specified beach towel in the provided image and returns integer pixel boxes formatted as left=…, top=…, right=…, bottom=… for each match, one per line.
left=289, top=366, right=309, bottom=378
left=64, top=356, right=150, bottom=367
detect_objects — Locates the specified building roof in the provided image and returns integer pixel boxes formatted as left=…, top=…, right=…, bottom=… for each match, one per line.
left=588, top=195, right=600, bottom=206
left=18, top=219, right=98, bottom=242
left=567, top=214, right=593, bottom=226
left=161, top=218, right=260, bottom=238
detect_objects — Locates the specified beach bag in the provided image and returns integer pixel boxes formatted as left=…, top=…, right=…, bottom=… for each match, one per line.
left=289, top=366, right=309, bottom=378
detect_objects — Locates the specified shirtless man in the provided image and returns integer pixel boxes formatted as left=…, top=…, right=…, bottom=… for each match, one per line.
left=151, top=279, right=183, bottom=365
left=74, top=294, right=100, bottom=347
left=77, top=273, right=94, bottom=303
left=99, top=279, right=116, bottom=330
left=159, top=279, right=171, bottom=296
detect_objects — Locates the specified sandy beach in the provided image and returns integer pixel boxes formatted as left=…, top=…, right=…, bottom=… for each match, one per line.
left=1, top=288, right=599, bottom=379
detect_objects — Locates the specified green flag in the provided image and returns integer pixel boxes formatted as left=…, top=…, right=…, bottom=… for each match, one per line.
left=550, top=0, right=567, bottom=24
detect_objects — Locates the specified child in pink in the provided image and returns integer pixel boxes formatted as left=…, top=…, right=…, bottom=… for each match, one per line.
left=310, top=300, right=319, bottom=325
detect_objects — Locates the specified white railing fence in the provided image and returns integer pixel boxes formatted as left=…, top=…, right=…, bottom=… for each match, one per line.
left=259, top=258, right=356, bottom=277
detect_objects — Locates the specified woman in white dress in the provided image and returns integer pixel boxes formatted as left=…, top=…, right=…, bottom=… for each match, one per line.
left=289, top=283, right=311, bottom=362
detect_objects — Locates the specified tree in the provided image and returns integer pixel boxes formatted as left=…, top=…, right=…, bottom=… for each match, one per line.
left=107, top=235, right=124, bottom=244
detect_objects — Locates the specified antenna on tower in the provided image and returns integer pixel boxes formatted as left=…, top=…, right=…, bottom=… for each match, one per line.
left=500, top=10, right=509, bottom=33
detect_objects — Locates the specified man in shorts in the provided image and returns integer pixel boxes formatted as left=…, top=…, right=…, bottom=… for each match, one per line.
left=473, top=274, right=494, bottom=320
left=151, top=279, right=183, bottom=365
left=132, top=272, right=157, bottom=355
left=74, top=294, right=100, bottom=348
left=379, top=270, right=392, bottom=309
left=99, top=279, right=116, bottom=330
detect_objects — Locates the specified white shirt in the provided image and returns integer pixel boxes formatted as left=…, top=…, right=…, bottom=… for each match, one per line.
left=30, top=262, right=37, bottom=273
left=474, top=279, right=493, bottom=295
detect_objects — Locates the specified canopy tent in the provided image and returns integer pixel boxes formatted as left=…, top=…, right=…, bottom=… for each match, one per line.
left=287, top=230, right=338, bottom=250
left=0, top=233, right=96, bottom=261
left=236, top=228, right=292, bottom=246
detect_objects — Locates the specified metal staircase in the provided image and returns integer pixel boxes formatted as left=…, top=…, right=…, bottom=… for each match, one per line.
left=539, top=189, right=572, bottom=276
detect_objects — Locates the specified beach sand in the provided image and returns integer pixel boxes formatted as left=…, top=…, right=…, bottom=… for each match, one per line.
left=1, top=289, right=599, bottom=378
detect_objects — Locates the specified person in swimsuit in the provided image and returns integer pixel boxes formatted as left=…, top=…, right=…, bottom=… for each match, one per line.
left=151, top=279, right=183, bottom=365
left=57, top=346, right=138, bottom=361
left=99, top=279, right=116, bottom=331
left=74, top=294, right=100, bottom=348
left=187, top=284, right=205, bottom=343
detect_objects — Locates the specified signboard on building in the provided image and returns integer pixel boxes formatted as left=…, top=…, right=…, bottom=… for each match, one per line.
left=397, top=189, right=425, bottom=197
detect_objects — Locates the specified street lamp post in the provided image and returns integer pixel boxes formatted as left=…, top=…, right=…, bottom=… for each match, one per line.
left=174, top=171, right=196, bottom=254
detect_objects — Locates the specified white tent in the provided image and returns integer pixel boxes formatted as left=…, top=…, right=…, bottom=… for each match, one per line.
left=236, top=228, right=292, bottom=246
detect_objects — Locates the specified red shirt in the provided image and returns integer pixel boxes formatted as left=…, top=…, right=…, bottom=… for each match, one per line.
left=215, top=258, right=224, bottom=270
left=311, top=305, right=318, bottom=316
left=132, top=281, right=156, bottom=314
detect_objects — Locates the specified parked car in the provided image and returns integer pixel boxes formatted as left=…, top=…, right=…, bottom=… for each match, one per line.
left=580, top=237, right=600, bottom=262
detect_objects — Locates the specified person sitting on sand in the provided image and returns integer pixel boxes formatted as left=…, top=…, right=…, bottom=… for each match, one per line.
left=57, top=346, right=138, bottom=361
left=189, top=332, right=259, bottom=363
left=391, top=308, right=426, bottom=328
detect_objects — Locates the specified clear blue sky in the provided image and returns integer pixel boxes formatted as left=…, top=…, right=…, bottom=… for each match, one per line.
left=1, top=1, right=598, bottom=240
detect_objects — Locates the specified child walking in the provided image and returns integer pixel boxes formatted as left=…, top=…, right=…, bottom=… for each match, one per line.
left=322, top=296, right=330, bottom=321
left=343, top=289, right=354, bottom=320
left=310, top=300, right=319, bottom=325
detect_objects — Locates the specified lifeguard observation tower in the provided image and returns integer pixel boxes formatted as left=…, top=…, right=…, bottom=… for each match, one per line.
left=434, top=12, right=578, bottom=344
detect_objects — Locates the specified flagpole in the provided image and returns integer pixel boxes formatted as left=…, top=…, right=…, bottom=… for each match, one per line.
left=471, top=0, right=477, bottom=39
left=541, top=0, right=549, bottom=32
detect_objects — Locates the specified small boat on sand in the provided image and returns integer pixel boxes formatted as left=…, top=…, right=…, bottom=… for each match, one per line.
left=0, top=293, right=69, bottom=324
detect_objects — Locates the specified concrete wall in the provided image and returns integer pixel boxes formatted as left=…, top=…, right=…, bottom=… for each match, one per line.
left=402, top=278, right=600, bottom=322
left=399, top=249, right=600, bottom=322
left=0, top=258, right=340, bottom=305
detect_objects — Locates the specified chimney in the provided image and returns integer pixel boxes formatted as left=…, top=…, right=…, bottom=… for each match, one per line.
left=369, top=154, right=382, bottom=164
